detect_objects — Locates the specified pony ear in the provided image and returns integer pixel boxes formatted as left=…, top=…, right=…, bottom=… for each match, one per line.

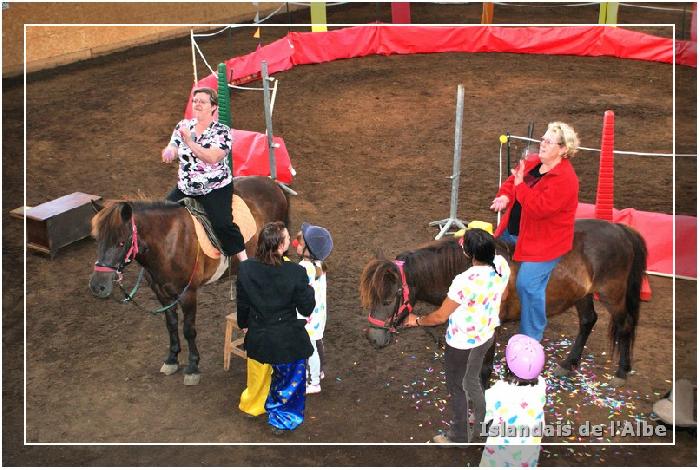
left=90, top=199, right=105, bottom=213
left=374, top=248, right=386, bottom=260
left=119, top=202, right=133, bottom=222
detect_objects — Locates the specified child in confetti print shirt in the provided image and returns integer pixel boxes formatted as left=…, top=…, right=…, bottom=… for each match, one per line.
left=405, top=228, right=510, bottom=443
left=294, top=223, right=333, bottom=395
left=479, top=334, right=546, bottom=467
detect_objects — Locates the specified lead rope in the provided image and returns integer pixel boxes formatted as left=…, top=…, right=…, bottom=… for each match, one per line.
left=118, top=267, right=146, bottom=303
left=120, top=248, right=201, bottom=315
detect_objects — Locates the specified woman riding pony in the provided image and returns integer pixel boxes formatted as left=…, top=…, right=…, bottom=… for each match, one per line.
left=161, top=86, right=247, bottom=262
left=490, top=121, right=580, bottom=341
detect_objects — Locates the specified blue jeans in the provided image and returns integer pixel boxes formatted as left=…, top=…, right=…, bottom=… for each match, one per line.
left=516, top=258, right=560, bottom=341
left=499, top=229, right=518, bottom=245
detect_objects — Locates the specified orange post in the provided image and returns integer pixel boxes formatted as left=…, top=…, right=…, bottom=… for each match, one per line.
left=481, top=2, right=494, bottom=24
left=640, top=276, right=652, bottom=301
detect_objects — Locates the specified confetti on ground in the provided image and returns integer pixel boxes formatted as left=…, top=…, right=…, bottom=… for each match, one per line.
left=397, top=337, right=670, bottom=453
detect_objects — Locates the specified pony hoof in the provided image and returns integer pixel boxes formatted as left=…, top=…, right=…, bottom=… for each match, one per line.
left=553, top=364, right=572, bottom=377
left=184, top=373, right=201, bottom=386
left=160, top=363, right=179, bottom=375
left=610, top=376, right=626, bottom=388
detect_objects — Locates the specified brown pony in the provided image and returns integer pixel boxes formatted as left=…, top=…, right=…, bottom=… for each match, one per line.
left=89, top=176, right=289, bottom=385
left=359, top=218, right=647, bottom=386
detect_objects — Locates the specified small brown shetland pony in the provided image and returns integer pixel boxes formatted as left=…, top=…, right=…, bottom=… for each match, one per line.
left=360, top=219, right=647, bottom=387
left=89, top=176, right=288, bottom=385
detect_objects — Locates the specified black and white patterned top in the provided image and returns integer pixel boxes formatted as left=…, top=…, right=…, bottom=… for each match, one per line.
left=169, top=118, right=233, bottom=196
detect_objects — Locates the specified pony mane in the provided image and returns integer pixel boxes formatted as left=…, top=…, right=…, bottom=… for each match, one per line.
left=397, top=238, right=466, bottom=295
left=359, top=238, right=466, bottom=310
left=91, top=199, right=181, bottom=242
left=359, top=258, right=399, bottom=310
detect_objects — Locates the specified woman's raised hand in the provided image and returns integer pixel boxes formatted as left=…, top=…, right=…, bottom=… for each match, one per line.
left=512, top=159, right=525, bottom=186
left=161, top=145, right=176, bottom=163
left=178, top=125, right=193, bottom=145
left=490, top=195, right=509, bottom=212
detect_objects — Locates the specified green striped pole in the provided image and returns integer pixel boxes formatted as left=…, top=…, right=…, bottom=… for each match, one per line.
left=217, top=63, right=233, bottom=173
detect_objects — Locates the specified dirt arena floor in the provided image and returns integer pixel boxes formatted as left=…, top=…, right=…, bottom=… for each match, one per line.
left=3, top=2, right=697, bottom=467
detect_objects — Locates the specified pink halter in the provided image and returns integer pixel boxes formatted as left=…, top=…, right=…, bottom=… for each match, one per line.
left=367, top=260, right=413, bottom=332
left=93, top=216, right=139, bottom=278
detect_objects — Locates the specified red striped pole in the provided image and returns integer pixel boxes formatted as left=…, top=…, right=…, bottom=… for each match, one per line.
left=595, top=110, right=615, bottom=221
left=594, top=110, right=651, bottom=300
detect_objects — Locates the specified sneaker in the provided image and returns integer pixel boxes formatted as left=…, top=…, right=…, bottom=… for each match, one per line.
left=432, top=433, right=454, bottom=444
left=320, top=371, right=325, bottom=380
left=306, top=383, right=322, bottom=395
left=432, top=433, right=468, bottom=445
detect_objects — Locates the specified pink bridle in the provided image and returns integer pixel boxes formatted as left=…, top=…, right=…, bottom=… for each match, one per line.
left=93, top=215, right=139, bottom=280
left=367, top=259, right=413, bottom=333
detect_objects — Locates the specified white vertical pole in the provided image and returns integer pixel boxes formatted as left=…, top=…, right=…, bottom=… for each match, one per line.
left=450, top=84, right=465, bottom=220
left=261, top=61, right=277, bottom=181
left=190, top=30, right=198, bottom=84
left=429, top=84, right=467, bottom=239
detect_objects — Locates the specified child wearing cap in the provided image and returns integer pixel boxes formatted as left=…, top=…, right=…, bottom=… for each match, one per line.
left=479, top=334, right=546, bottom=467
left=294, top=222, right=333, bottom=395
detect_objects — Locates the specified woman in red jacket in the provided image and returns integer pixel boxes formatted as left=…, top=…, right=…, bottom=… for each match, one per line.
left=490, top=122, right=580, bottom=340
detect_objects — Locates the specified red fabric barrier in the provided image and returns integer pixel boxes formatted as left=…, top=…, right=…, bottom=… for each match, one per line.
left=576, top=203, right=696, bottom=279
left=677, top=39, right=697, bottom=67
left=375, top=25, right=692, bottom=64
left=225, top=36, right=296, bottom=81
left=189, top=25, right=695, bottom=116
left=290, top=27, right=381, bottom=64
left=232, top=130, right=293, bottom=184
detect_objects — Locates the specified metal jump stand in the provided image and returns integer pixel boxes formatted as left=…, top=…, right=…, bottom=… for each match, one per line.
left=429, top=84, right=467, bottom=239
left=261, top=61, right=297, bottom=196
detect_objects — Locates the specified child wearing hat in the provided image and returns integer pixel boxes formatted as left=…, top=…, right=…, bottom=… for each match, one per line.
left=479, top=334, right=547, bottom=467
left=294, top=222, right=333, bottom=394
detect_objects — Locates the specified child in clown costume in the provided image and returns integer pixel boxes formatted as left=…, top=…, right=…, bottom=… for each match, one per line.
left=236, top=222, right=315, bottom=435
left=294, top=222, right=333, bottom=395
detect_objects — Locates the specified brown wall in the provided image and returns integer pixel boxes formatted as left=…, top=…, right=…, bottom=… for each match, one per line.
left=2, top=2, right=305, bottom=77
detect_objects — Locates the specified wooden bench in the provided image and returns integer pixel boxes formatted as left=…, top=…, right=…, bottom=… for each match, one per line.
left=11, top=192, right=102, bottom=258
left=223, top=312, right=247, bottom=370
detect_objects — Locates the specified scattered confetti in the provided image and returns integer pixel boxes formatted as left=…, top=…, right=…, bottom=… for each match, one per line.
left=397, top=336, right=671, bottom=451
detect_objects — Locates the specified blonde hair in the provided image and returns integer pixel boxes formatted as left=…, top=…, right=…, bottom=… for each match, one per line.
left=547, top=121, right=580, bottom=158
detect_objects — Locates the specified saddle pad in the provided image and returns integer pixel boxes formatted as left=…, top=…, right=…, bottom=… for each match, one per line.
left=190, top=195, right=257, bottom=259
left=232, top=195, right=257, bottom=243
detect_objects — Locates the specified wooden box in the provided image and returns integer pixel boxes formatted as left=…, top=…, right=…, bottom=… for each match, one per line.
left=11, top=192, right=102, bottom=258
